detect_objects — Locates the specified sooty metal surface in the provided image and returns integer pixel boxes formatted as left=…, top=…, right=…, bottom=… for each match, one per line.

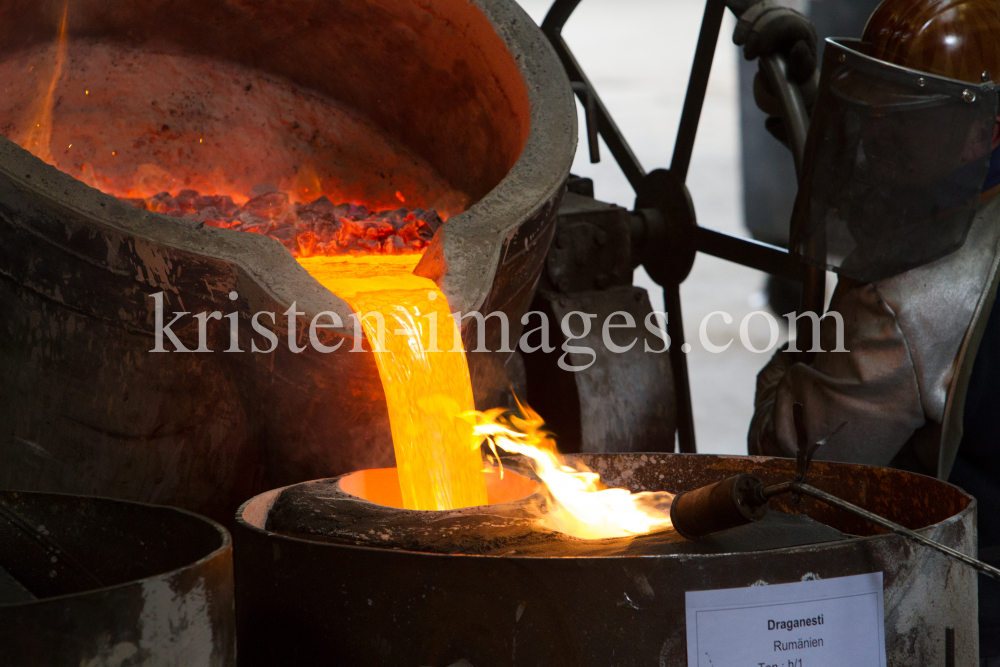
left=264, top=469, right=844, bottom=558
left=233, top=453, right=979, bottom=666
left=0, top=491, right=234, bottom=666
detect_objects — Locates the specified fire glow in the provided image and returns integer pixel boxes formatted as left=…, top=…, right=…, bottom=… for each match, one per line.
left=14, top=13, right=675, bottom=538
left=470, top=403, right=674, bottom=539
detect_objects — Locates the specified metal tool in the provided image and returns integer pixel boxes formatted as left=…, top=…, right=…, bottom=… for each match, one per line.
left=670, top=403, right=1000, bottom=581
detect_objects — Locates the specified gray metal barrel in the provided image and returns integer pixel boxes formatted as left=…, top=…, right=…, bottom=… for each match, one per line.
left=0, top=491, right=235, bottom=666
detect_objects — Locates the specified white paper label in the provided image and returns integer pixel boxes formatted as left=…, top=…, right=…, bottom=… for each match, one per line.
left=685, top=572, right=886, bottom=667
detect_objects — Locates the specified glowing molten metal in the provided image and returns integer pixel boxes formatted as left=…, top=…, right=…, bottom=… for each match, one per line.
left=300, top=255, right=487, bottom=511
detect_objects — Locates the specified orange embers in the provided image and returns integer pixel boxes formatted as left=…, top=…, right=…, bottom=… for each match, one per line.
left=298, top=255, right=488, bottom=511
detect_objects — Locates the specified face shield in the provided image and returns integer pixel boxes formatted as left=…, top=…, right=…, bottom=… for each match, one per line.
left=790, top=39, right=998, bottom=283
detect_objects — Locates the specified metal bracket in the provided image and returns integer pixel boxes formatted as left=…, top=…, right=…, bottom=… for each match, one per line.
left=571, top=82, right=600, bottom=164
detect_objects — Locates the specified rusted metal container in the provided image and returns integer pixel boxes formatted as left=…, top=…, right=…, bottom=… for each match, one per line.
left=0, top=0, right=576, bottom=523
left=234, top=453, right=978, bottom=666
left=0, top=491, right=235, bottom=666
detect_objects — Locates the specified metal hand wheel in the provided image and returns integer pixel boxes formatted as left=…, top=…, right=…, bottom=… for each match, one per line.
left=540, top=0, right=822, bottom=453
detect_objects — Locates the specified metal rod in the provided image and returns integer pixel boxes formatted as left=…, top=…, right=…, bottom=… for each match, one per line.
left=571, top=82, right=601, bottom=163
left=793, top=262, right=827, bottom=363
left=541, top=0, right=647, bottom=189
left=790, top=482, right=1000, bottom=581
left=694, top=227, right=801, bottom=280
left=670, top=0, right=726, bottom=181
left=760, top=481, right=792, bottom=500
left=788, top=160, right=827, bottom=365
left=540, top=0, right=583, bottom=35
left=547, top=38, right=646, bottom=188
left=758, top=55, right=809, bottom=179
left=665, top=285, right=696, bottom=453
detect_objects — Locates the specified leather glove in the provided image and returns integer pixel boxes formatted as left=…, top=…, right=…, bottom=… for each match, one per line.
left=731, top=1, right=820, bottom=149
left=732, top=0, right=817, bottom=84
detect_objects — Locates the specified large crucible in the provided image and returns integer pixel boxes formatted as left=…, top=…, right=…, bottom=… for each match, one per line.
left=0, top=0, right=576, bottom=523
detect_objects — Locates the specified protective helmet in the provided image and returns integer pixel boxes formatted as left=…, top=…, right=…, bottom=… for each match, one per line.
left=788, top=0, right=1000, bottom=283
left=863, top=0, right=1000, bottom=85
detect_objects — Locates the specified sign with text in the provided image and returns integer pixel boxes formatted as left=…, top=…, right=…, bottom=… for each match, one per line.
left=685, top=572, right=886, bottom=667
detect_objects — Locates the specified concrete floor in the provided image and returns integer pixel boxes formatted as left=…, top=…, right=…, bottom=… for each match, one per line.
left=516, top=0, right=793, bottom=456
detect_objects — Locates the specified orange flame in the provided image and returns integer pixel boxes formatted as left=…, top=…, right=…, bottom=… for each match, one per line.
left=469, top=402, right=675, bottom=539
left=22, top=4, right=68, bottom=163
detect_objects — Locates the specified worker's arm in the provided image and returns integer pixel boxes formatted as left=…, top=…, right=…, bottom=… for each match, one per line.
left=749, top=279, right=926, bottom=466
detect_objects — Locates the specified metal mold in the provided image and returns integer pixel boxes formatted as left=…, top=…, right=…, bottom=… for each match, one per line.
left=233, top=453, right=977, bottom=666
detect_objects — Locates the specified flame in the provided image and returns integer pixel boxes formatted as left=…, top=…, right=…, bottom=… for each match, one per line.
left=299, top=255, right=488, bottom=511
left=22, top=4, right=68, bottom=163
left=468, top=402, right=675, bottom=540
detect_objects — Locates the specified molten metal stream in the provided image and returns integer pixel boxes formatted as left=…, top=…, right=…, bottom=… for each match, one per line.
left=299, top=255, right=487, bottom=511
left=299, top=257, right=676, bottom=531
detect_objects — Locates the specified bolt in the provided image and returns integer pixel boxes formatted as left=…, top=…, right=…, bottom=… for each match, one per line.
left=984, top=71, right=993, bottom=83
left=917, top=77, right=926, bottom=87
left=962, top=89, right=977, bottom=103
left=838, top=53, right=846, bottom=63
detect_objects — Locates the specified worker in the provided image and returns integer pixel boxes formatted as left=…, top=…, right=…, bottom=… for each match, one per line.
left=747, top=0, right=1000, bottom=661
